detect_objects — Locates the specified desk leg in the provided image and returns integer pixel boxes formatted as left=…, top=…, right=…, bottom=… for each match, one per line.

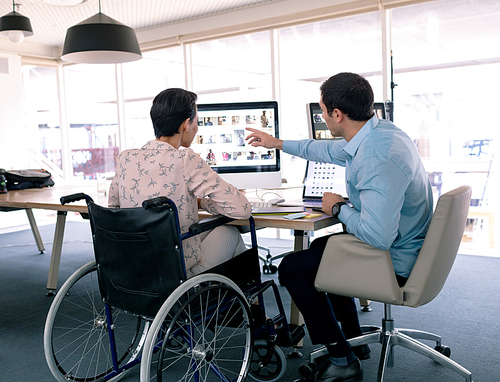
left=46, top=211, right=67, bottom=295
left=290, top=230, right=309, bottom=324
left=293, top=229, right=310, bottom=253
left=289, top=230, right=310, bottom=353
left=25, top=208, right=45, bottom=253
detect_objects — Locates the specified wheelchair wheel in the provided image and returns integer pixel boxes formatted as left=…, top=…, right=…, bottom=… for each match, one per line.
left=249, top=340, right=286, bottom=382
left=44, top=260, right=149, bottom=382
left=140, top=273, right=253, bottom=382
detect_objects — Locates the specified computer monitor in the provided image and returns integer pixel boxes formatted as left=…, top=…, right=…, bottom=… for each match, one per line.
left=193, top=101, right=281, bottom=190
left=306, top=102, right=387, bottom=140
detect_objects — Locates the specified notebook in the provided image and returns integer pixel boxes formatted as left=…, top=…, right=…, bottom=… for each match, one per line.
left=278, top=161, right=347, bottom=207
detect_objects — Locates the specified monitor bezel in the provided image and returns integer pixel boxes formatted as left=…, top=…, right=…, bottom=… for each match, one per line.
left=196, top=101, right=280, bottom=175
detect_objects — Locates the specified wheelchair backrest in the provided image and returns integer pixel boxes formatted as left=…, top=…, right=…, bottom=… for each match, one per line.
left=87, top=200, right=186, bottom=318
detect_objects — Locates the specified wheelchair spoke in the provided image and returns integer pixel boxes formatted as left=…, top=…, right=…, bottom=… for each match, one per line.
left=45, top=263, right=147, bottom=382
left=143, top=277, right=252, bottom=382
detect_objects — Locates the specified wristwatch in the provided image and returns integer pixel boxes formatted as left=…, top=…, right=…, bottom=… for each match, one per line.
left=331, top=201, right=347, bottom=218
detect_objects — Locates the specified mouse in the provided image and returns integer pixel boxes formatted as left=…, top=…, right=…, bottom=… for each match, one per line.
left=268, top=198, right=285, bottom=205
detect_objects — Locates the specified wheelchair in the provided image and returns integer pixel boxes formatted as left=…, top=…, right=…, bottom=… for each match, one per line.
left=44, top=193, right=304, bottom=382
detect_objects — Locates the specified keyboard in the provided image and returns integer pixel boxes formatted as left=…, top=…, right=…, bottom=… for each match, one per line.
left=251, top=201, right=273, bottom=209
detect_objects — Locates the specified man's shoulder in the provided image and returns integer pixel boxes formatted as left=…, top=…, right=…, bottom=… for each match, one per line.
left=365, top=121, right=411, bottom=149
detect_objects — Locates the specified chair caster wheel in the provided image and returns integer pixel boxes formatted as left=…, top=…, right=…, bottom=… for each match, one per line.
left=262, top=265, right=270, bottom=274
left=269, top=265, right=278, bottom=274
left=435, top=345, right=451, bottom=357
left=299, top=361, right=315, bottom=378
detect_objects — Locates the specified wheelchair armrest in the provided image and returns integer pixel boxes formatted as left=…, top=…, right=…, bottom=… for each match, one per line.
left=189, top=215, right=235, bottom=235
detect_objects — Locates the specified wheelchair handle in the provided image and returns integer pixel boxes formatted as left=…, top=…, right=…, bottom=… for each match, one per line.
left=142, top=196, right=171, bottom=210
left=60, top=193, right=93, bottom=205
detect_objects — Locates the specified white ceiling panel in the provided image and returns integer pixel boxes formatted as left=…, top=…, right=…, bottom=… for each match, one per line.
left=0, top=0, right=275, bottom=47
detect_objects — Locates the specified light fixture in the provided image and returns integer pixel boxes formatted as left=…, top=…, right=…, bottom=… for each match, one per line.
left=0, top=1, right=34, bottom=44
left=61, top=0, right=141, bottom=64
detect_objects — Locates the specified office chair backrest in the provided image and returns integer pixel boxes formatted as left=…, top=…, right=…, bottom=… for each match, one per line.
left=87, top=200, right=186, bottom=318
left=402, top=185, right=472, bottom=307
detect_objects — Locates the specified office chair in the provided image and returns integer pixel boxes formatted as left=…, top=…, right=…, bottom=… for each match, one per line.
left=306, top=185, right=473, bottom=382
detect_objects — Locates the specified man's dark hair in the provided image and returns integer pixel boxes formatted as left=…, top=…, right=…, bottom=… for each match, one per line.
left=150, top=88, right=197, bottom=137
left=320, top=72, right=374, bottom=121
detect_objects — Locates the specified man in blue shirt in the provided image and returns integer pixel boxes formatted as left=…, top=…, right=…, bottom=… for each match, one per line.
left=246, top=72, right=433, bottom=382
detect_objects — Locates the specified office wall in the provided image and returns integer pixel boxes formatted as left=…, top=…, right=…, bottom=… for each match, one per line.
left=0, top=54, right=31, bottom=170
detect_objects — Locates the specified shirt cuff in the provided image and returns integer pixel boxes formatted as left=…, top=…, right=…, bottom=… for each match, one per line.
left=338, top=203, right=355, bottom=223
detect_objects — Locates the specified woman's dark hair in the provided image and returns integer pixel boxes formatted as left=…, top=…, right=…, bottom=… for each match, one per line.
left=320, top=72, right=374, bottom=121
left=150, top=88, right=198, bottom=137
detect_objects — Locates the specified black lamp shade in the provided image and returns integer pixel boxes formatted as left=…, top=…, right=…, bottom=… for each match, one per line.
left=0, top=11, right=34, bottom=37
left=62, top=13, right=142, bottom=64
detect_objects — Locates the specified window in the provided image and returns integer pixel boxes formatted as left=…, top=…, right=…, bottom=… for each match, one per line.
left=392, top=0, right=499, bottom=254
left=278, top=11, right=383, bottom=184
left=64, top=64, right=119, bottom=180
left=23, top=66, right=62, bottom=172
left=122, top=47, right=186, bottom=149
left=191, top=31, right=273, bottom=103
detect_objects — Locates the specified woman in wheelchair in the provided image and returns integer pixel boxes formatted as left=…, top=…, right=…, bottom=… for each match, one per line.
left=45, top=88, right=300, bottom=382
left=108, top=88, right=251, bottom=277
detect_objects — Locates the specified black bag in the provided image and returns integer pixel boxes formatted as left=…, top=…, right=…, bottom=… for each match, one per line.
left=0, top=169, right=55, bottom=190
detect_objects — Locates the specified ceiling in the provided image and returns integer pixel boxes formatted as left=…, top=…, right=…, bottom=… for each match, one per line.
left=0, top=0, right=282, bottom=56
left=0, top=0, right=431, bottom=60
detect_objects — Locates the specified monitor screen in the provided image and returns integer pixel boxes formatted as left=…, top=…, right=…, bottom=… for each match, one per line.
left=306, top=102, right=387, bottom=140
left=193, top=101, right=281, bottom=189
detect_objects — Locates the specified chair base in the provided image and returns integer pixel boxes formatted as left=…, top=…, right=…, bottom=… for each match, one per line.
left=307, top=324, right=472, bottom=382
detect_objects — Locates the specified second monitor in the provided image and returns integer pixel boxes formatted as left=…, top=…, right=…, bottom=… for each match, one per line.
left=307, top=102, right=387, bottom=140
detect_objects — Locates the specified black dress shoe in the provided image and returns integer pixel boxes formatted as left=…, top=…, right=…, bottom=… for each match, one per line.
left=315, top=358, right=363, bottom=382
left=352, top=344, right=371, bottom=360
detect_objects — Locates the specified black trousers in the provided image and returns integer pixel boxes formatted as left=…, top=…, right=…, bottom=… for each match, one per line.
left=278, top=232, right=407, bottom=356
left=278, top=233, right=360, bottom=357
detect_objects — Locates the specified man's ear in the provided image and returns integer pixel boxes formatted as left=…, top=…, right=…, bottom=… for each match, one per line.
left=332, top=109, right=344, bottom=122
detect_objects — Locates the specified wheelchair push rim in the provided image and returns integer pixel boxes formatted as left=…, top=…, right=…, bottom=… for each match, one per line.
left=140, top=273, right=253, bottom=382
left=44, top=260, right=149, bottom=382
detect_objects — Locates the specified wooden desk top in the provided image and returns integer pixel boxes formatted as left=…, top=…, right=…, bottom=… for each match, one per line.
left=0, top=185, right=103, bottom=213
left=0, top=186, right=339, bottom=231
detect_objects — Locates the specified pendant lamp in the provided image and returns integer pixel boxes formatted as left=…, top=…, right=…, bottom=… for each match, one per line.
left=61, top=0, right=141, bottom=64
left=0, top=1, right=34, bottom=44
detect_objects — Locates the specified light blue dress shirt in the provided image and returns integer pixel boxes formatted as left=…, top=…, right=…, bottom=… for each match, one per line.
left=283, top=115, right=433, bottom=278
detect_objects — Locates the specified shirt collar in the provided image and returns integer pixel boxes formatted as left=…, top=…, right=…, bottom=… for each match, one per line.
left=342, top=114, right=379, bottom=158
